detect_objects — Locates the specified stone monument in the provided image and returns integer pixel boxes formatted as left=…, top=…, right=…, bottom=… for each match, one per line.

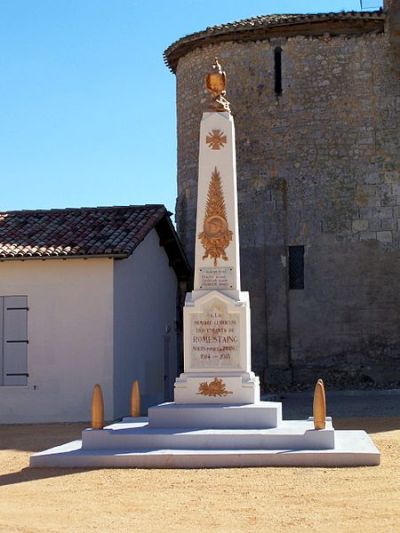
left=175, top=58, right=259, bottom=405
left=30, top=61, right=380, bottom=468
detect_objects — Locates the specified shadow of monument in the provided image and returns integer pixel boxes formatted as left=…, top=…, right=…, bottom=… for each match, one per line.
left=0, top=466, right=93, bottom=487
left=0, top=422, right=88, bottom=452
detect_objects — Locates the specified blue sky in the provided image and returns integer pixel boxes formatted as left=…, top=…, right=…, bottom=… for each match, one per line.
left=0, top=0, right=382, bottom=216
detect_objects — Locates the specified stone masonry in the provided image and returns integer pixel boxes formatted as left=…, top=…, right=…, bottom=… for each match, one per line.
left=165, top=4, right=400, bottom=390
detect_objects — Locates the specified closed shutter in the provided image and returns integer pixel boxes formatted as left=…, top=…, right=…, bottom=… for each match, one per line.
left=2, top=296, right=28, bottom=386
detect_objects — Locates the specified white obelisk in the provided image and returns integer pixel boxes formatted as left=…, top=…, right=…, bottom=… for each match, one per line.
left=174, top=59, right=260, bottom=404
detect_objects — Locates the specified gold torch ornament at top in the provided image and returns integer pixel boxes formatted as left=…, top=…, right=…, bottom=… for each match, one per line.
left=206, top=58, right=231, bottom=113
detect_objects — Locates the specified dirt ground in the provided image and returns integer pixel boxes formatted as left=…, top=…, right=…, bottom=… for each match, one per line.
left=0, top=418, right=399, bottom=533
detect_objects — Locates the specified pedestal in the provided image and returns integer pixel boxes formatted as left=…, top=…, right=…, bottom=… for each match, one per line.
left=175, top=289, right=260, bottom=404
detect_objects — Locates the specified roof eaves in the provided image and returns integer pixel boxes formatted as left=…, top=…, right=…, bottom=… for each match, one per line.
left=154, top=215, right=191, bottom=281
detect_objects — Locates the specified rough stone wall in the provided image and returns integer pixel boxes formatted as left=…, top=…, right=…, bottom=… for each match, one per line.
left=175, top=27, right=400, bottom=389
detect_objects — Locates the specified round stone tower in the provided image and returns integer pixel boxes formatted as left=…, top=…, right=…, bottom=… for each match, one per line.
left=165, top=8, right=400, bottom=390
left=386, top=0, right=400, bottom=57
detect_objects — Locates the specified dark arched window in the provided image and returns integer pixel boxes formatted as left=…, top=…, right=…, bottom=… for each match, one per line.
left=274, top=47, right=282, bottom=95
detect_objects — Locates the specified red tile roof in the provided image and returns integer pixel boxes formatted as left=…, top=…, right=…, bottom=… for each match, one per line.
left=164, top=10, right=385, bottom=72
left=0, top=205, right=170, bottom=259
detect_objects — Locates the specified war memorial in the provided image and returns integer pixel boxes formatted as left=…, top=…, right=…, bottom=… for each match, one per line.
left=30, top=60, right=380, bottom=468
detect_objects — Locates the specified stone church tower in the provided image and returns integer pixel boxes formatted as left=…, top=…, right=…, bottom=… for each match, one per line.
left=164, top=2, right=400, bottom=390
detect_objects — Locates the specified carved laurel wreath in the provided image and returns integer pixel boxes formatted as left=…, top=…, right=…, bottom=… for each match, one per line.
left=197, top=377, right=232, bottom=397
left=198, top=167, right=232, bottom=267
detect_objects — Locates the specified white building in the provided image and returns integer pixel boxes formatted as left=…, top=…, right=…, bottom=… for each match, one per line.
left=0, top=205, right=189, bottom=423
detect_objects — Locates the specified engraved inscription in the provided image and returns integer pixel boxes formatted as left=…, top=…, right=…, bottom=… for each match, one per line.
left=190, top=301, right=240, bottom=369
left=199, top=267, right=234, bottom=290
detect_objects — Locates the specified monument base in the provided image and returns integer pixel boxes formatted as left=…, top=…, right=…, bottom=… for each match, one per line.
left=148, top=401, right=280, bottom=428
left=30, top=401, right=380, bottom=468
left=29, top=435, right=381, bottom=468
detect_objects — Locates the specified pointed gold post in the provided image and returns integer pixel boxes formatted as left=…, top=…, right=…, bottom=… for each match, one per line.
left=130, top=380, right=141, bottom=417
left=313, top=378, right=326, bottom=430
left=91, top=384, right=104, bottom=430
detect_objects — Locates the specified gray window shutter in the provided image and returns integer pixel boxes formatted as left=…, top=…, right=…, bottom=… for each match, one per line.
left=3, top=296, right=28, bottom=386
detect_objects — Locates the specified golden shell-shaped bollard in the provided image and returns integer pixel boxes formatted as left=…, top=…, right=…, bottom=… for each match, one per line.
left=91, top=384, right=104, bottom=430
left=130, top=380, right=141, bottom=417
left=313, top=378, right=326, bottom=430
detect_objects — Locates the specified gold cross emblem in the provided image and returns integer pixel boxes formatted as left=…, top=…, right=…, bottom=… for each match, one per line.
left=206, top=129, right=227, bottom=150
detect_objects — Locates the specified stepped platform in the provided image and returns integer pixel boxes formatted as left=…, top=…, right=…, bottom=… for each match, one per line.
left=148, top=401, right=282, bottom=429
left=30, top=402, right=380, bottom=468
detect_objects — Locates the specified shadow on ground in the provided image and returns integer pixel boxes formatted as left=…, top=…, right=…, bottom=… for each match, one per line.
left=0, top=423, right=87, bottom=452
left=0, top=467, right=93, bottom=487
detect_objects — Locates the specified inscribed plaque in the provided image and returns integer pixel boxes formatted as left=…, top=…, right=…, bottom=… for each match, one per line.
left=190, top=300, right=240, bottom=369
left=199, top=267, right=234, bottom=290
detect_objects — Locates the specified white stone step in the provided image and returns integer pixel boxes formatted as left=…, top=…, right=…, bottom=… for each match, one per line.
left=147, top=401, right=282, bottom=429
left=30, top=430, right=380, bottom=468
left=81, top=419, right=334, bottom=451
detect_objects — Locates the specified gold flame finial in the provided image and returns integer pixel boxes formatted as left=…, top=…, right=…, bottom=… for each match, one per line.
left=130, top=380, right=141, bottom=417
left=313, top=378, right=326, bottom=430
left=205, top=58, right=231, bottom=113
left=91, top=384, right=104, bottom=430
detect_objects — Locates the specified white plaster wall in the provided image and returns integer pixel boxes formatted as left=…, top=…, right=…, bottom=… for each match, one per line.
left=0, top=259, right=114, bottom=423
left=113, top=229, right=178, bottom=418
